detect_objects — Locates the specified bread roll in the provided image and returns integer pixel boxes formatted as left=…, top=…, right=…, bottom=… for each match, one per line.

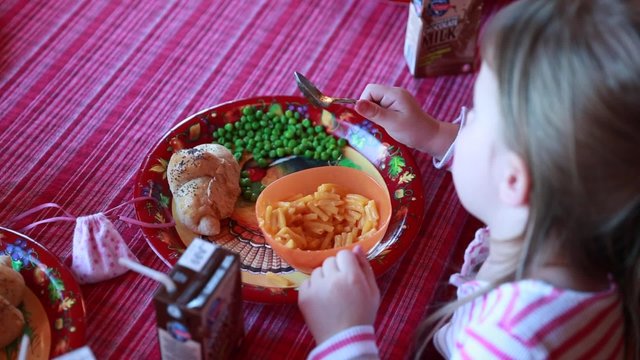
left=0, top=262, right=25, bottom=307
left=0, top=295, right=24, bottom=348
left=167, top=144, right=241, bottom=236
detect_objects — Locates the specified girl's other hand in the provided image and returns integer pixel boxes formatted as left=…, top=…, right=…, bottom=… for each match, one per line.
left=356, top=84, right=457, bottom=159
left=298, top=246, right=380, bottom=344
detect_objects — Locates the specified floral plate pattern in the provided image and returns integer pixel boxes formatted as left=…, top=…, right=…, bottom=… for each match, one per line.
left=134, top=96, right=425, bottom=303
left=0, top=227, right=86, bottom=359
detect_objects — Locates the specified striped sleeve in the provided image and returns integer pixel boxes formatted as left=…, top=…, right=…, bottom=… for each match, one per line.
left=450, top=322, right=545, bottom=360
left=307, top=325, right=379, bottom=360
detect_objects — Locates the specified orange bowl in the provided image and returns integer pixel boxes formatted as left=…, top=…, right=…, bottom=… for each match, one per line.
left=255, top=166, right=392, bottom=274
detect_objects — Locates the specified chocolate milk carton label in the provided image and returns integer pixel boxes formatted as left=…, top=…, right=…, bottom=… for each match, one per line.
left=154, top=238, right=243, bottom=360
left=404, top=0, right=483, bottom=77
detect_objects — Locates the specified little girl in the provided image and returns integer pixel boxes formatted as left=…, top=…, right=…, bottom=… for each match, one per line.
left=298, top=0, right=640, bottom=359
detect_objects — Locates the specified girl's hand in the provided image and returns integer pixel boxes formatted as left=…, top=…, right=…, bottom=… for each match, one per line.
left=356, top=84, right=457, bottom=159
left=298, top=246, right=380, bottom=344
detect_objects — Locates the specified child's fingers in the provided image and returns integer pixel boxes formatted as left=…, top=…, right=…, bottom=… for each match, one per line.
left=355, top=100, right=397, bottom=126
left=353, top=246, right=377, bottom=292
left=335, top=249, right=360, bottom=275
left=359, top=84, right=397, bottom=108
left=322, top=256, right=339, bottom=275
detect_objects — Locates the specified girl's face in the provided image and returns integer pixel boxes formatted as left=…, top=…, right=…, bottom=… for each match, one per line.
left=451, top=63, right=508, bottom=224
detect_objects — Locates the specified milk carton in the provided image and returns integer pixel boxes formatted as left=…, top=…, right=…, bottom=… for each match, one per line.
left=404, top=0, right=483, bottom=77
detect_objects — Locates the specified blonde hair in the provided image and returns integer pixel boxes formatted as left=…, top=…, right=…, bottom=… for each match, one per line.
left=415, top=0, right=640, bottom=358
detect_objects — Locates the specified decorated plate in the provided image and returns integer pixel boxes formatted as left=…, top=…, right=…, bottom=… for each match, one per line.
left=0, top=227, right=86, bottom=359
left=134, top=96, right=425, bottom=303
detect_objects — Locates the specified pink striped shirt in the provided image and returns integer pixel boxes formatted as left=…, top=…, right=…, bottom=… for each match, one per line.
left=309, top=228, right=624, bottom=359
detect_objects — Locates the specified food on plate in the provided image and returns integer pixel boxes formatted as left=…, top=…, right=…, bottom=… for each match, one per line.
left=0, top=295, right=25, bottom=348
left=167, top=144, right=241, bottom=236
left=259, top=183, right=379, bottom=250
left=0, top=258, right=25, bottom=307
left=213, top=105, right=349, bottom=201
left=0, top=258, right=26, bottom=348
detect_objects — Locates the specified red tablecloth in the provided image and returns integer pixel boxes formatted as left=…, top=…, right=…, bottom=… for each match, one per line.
left=0, top=1, right=487, bottom=358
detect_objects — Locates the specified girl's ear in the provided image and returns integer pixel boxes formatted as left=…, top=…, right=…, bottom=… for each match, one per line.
left=499, top=152, right=530, bottom=206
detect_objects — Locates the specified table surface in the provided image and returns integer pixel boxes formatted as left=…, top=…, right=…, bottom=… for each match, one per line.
left=0, top=1, right=490, bottom=358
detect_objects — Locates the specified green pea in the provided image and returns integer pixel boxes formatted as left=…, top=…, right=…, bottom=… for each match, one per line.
left=294, top=112, right=301, bottom=119
left=304, top=150, right=313, bottom=158
left=234, top=152, right=242, bottom=161
left=251, top=122, right=260, bottom=130
left=320, top=152, right=329, bottom=161
left=264, top=143, right=272, bottom=151
left=240, top=115, right=247, bottom=122
left=241, top=170, right=249, bottom=177
left=223, top=142, right=233, bottom=149
left=257, top=158, right=268, bottom=168
left=284, top=147, right=292, bottom=155
left=313, top=151, right=320, bottom=160
left=242, top=107, right=252, bottom=116
left=306, top=127, right=315, bottom=135
left=293, top=146, right=302, bottom=155
left=212, top=132, right=219, bottom=139
left=234, top=121, right=242, bottom=129
left=256, top=110, right=264, bottom=118
left=284, top=131, right=294, bottom=139
left=288, top=118, right=297, bottom=125
left=331, top=149, right=340, bottom=159
left=276, top=148, right=285, bottom=157
left=235, top=146, right=244, bottom=153
left=234, top=139, right=245, bottom=146
left=259, top=120, right=268, bottom=127
left=238, top=129, right=246, bottom=137
left=269, top=150, right=277, bottom=158
left=266, top=112, right=275, bottom=119
left=247, top=114, right=255, bottom=122
left=273, top=139, right=283, bottom=147
left=253, top=151, right=263, bottom=159
left=250, top=193, right=258, bottom=202
left=302, top=118, right=311, bottom=128
left=218, top=136, right=227, bottom=144
left=314, top=125, right=324, bottom=133
left=247, top=130, right=255, bottom=138
left=285, top=109, right=293, bottom=118
left=240, top=179, right=252, bottom=188
left=337, top=138, right=347, bottom=147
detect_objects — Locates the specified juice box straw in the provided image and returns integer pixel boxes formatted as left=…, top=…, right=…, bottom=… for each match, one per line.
left=118, top=258, right=176, bottom=293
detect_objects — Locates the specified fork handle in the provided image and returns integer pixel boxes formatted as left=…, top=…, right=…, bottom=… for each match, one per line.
left=332, top=98, right=357, bottom=104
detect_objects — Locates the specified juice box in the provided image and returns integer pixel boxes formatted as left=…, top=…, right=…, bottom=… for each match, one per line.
left=153, top=238, right=243, bottom=360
